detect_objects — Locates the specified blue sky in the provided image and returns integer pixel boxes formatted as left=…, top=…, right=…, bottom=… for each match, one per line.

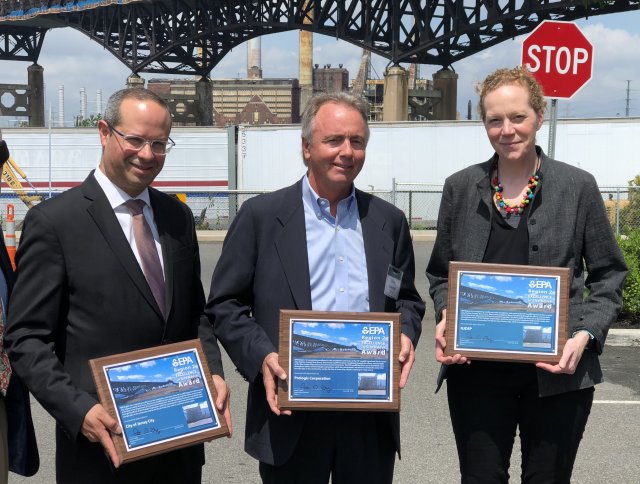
left=460, top=273, right=558, bottom=304
left=106, top=350, right=202, bottom=383
left=1, top=9, right=639, bottom=126
left=293, top=321, right=390, bottom=348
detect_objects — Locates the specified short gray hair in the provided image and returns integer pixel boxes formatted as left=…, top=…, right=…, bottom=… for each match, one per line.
left=103, top=88, right=172, bottom=129
left=301, top=92, right=370, bottom=152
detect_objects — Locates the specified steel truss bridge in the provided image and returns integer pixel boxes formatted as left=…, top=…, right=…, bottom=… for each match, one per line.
left=0, top=0, right=639, bottom=76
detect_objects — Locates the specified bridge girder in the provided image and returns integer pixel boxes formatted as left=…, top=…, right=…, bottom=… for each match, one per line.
left=0, top=1, right=638, bottom=75
left=0, top=25, right=46, bottom=62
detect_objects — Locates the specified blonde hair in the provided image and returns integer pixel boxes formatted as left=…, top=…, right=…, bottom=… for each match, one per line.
left=477, top=66, right=547, bottom=120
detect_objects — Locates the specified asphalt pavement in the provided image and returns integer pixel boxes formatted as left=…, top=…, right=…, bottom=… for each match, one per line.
left=10, top=239, right=640, bottom=483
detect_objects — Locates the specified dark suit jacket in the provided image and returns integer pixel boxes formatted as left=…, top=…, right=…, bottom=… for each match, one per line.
left=0, top=229, right=39, bottom=476
left=5, top=173, right=223, bottom=465
left=207, top=178, right=425, bottom=466
left=426, top=149, right=628, bottom=396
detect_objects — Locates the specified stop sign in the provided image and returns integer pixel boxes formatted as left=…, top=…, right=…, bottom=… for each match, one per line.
left=521, top=20, right=593, bottom=99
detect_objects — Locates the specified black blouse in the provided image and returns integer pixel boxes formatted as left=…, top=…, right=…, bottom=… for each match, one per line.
left=482, top=202, right=530, bottom=265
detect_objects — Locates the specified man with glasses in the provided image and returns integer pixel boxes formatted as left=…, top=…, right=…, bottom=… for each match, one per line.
left=6, top=88, right=230, bottom=483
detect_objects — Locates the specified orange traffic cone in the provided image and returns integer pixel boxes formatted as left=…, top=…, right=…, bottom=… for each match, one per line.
left=5, top=204, right=16, bottom=270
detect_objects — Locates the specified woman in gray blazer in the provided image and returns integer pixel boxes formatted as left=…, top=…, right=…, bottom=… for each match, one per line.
left=426, top=67, right=627, bottom=484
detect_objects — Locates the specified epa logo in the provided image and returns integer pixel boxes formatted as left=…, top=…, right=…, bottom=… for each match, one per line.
left=529, top=280, right=552, bottom=289
left=172, top=355, right=195, bottom=366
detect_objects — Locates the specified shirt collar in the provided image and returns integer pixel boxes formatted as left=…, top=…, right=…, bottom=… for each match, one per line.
left=93, top=165, right=151, bottom=209
left=302, top=174, right=356, bottom=216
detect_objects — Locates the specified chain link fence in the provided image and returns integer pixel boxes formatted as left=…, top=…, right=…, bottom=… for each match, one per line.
left=183, top=184, right=640, bottom=235
left=1, top=185, right=639, bottom=235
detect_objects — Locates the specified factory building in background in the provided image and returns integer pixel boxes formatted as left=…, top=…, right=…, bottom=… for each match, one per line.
left=312, top=64, right=349, bottom=94
left=146, top=26, right=452, bottom=126
left=147, top=78, right=300, bottom=127
left=211, top=78, right=300, bottom=125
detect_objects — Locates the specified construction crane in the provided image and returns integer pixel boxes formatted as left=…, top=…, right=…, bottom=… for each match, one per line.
left=352, top=48, right=371, bottom=98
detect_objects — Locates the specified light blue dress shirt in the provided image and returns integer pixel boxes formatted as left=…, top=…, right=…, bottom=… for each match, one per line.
left=302, top=175, right=369, bottom=312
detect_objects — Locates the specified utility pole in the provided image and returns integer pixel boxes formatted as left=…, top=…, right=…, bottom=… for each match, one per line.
left=625, top=80, right=631, bottom=117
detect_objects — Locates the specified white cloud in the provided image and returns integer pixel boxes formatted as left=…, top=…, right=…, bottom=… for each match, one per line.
left=467, top=282, right=496, bottom=292
left=494, top=276, right=513, bottom=282
left=115, top=374, right=145, bottom=381
left=110, top=365, right=131, bottom=372
left=466, top=274, right=486, bottom=280
left=299, top=330, right=329, bottom=339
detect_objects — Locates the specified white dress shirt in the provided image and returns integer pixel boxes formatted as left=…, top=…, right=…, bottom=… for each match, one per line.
left=93, top=167, right=165, bottom=277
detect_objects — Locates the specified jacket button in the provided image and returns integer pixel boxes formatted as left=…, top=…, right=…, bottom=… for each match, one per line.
left=530, top=219, right=536, bottom=225
left=532, top=245, right=539, bottom=251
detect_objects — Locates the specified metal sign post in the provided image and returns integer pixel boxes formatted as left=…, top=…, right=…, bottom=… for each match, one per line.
left=547, top=99, right=558, bottom=159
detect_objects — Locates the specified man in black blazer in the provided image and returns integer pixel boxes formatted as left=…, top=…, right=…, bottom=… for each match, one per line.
left=5, top=89, right=230, bottom=484
left=0, top=138, right=39, bottom=482
left=207, top=92, right=425, bottom=483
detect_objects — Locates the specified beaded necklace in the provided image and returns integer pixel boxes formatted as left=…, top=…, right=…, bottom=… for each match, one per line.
left=491, top=160, right=540, bottom=215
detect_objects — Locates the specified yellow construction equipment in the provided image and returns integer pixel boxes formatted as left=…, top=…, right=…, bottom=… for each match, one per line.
left=2, top=156, right=43, bottom=209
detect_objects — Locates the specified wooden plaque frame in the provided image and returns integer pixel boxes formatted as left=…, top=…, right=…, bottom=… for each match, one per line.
left=446, top=262, right=570, bottom=363
left=90, top=339, right=229, bottom=464
left=278, top=310, right=401, bottom=412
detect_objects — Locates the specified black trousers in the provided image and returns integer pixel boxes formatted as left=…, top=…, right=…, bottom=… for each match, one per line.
left=55, top=426, right=203, bottom=484
left=446, top=362, right=593, bottom=484
left=259, top=412, right=396, bottom=484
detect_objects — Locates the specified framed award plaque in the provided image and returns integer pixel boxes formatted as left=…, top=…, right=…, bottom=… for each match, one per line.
left=90, top=339, right=230, bottom=464
left=446, top=262, right=570, bottom=363
left=278, top=310, right=401, bottom=412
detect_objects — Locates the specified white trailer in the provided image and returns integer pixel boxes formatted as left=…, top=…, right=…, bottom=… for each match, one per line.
left=1, top=126, right=230, bottom=192
left=237, top=117, right=640, bottom=191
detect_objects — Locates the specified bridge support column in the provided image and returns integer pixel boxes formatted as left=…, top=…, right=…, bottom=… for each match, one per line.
left=27, top=64, right=45, bottom=127
left=195, top=77, right=214, bottom=126
left=126, top=74, right=145, bottom=89
left=299, top=1, right=314, bottom=116
left=432, top=68, right=458, bottom=120
left=383, top=65, right=408, bottom=121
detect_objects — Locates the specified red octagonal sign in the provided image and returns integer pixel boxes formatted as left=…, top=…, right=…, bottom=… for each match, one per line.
left=521, top=20, right=593, bottom=99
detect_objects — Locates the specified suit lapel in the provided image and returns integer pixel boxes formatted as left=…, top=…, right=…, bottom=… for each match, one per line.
left=356, top=190, right=394, bottom=312
left=82, top=174, right=164, bottom=321
left=467, top=159, right=494, bottom=262
left=274, top=181, right=312, bottom=310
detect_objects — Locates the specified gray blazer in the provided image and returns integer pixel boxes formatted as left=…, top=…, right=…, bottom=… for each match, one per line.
left=426, top=148, right=627, bottom=397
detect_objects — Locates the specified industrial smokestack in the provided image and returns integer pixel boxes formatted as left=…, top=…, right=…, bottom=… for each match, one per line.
left=299, top=2, right=314, bottom=114
left=80, top=87, right=87, bottom=120
left=96, top=89, right=103, bottom=116
left=299, top=31, right=313, bottom=89
left=247, top=37, right=262, bottom=79
left=58, top=85, right=65, bottom=127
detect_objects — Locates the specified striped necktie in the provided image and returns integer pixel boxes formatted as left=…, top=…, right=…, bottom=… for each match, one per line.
left=124, top=199, right=167, bottom=319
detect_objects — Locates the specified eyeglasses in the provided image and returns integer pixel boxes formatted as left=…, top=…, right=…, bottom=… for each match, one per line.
left=106, top=121, right=175, bottom=155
